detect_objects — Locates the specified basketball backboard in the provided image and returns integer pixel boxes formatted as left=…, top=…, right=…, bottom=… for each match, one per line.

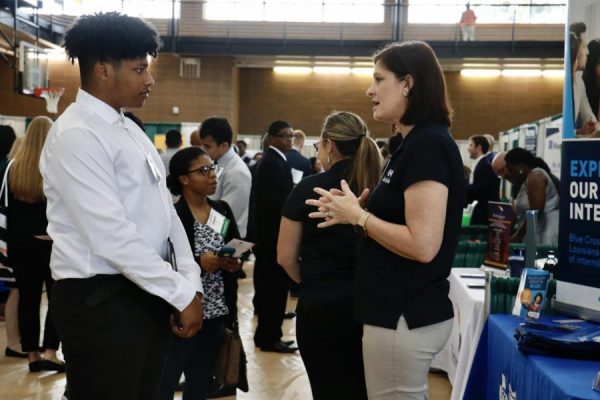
left=18, top=41, right=49, bottom=96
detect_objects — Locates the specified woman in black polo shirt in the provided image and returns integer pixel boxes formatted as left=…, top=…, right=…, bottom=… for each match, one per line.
left=277, top=111, right=382, bottom=400
left=308, top=42, right=464, bottom=399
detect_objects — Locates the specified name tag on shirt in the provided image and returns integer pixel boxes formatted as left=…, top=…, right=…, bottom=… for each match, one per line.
left=215, top=165, right=224, bottom=179
left=291, top=168, right=304, bottom=184
left=207, top=208, right=230, bottom=236
left=146, top=153, right=162, bottom=183
left=381, top=168, right=394, bottom=184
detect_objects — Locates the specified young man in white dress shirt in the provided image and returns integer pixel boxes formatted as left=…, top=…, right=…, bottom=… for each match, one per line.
left=39, top=13, right=204, bottom=400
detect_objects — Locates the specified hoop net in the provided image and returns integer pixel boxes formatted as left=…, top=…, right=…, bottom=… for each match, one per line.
left=34, top=87, right=65, bottom=114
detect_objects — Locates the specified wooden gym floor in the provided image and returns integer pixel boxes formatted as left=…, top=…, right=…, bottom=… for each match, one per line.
left=0, top=262, right=451, bottom=399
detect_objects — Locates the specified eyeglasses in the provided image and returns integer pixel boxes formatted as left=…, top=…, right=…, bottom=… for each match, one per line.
left=273, top=134, right=296, bottom=140
left=187, top=164, right=221, bottom=176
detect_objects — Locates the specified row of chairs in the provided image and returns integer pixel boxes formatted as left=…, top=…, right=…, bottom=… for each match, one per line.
left=454, top=225, right=489, bottom=268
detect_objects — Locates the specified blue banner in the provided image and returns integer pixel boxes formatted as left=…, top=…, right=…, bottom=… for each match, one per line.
left=557, top=139, right=600, bottom=289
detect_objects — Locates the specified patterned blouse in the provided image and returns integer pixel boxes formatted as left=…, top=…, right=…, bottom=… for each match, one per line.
left=193, top=222, right=229, bottom=320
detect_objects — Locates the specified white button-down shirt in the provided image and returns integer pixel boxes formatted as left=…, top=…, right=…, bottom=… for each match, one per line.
left=469, top=153, right=485, bottom=185
left=269, top=145, right=287, bottom=161
left=209, top=147, right=251, bottom=238
left=40, top=89, right=202, bottom=311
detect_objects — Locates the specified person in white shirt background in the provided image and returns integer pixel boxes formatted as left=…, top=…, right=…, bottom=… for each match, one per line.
left=198, top=117, right=252, bottom=239
left=39, top=12, right=204, bottom=400
left=160, top=129, right=183, bottom=171
left=236, top=139, right=252, bottom=165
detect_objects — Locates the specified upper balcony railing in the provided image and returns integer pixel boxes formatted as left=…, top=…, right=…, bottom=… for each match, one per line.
left=30, top=1, right=566, bottom=45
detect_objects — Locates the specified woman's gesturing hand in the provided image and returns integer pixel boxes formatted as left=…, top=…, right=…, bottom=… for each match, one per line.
left=306, top=179, right=367, bottom=228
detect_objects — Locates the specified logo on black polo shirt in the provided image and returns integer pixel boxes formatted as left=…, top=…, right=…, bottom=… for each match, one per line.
left=382, top=168, right=394, bottom=184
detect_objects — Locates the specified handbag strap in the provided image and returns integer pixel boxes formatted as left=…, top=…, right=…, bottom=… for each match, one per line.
left=0, top=160, right=14, bottom=208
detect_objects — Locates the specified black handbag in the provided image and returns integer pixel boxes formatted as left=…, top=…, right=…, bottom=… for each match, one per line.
left=212, top=321, right=249, bottom=392
left=0, top=160, right=15, bottom=284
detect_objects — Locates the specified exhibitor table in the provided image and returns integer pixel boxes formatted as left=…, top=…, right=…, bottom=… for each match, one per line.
left=463, top=314, right=600, bottom=400
left=431, top=268, right=487, bottom=400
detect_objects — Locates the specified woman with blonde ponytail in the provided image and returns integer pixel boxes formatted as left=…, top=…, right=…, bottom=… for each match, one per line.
left=277, top=111, right=382, bottom=400
left=7, top=116, right=65, bottom=373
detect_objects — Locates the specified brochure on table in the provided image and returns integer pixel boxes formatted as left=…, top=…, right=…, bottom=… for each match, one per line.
left=512, top=268, right=551, bottom=320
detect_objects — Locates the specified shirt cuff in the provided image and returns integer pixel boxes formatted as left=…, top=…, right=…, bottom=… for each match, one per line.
left=167, top=274, right=202, bottom=312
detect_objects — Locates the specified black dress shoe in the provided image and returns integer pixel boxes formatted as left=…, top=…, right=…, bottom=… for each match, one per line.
left=283, top=311, right=296, bottom=319
left=260, top=340, right=298, bottom=353
left=5, top=347, right=28, bottom=359
left=282, top=340, right=295, bottom=346
left=41, top=359, right=66, bottom=373
left=29, top=360, right=45, bottom=372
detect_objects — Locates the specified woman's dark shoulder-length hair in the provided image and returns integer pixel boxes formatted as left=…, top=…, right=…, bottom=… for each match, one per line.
left=166, top=146, right=207, bottom=196
left=373, top=41, right=453, bottom=127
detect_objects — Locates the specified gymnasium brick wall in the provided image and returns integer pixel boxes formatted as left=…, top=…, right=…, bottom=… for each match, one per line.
left=0, top=55, right=563, bottom=140
left=238, top=68, right=563, bottom=139
left=0, top=54, right=239, bottom=133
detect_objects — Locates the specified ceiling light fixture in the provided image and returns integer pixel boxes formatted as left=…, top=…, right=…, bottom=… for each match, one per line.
left=351, top=67, right=373, bottom=76
left=542, top=69, right=564, bottom=78
left=502, top=69, right=542, bottom=77
left=313, top=66, right=352, bottom=74
left=273, top=66, right=312, bottom=74
left=460, top=69, right=501, bottom=77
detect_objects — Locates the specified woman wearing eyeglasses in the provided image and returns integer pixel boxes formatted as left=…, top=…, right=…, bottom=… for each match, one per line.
left=277, top=111, right=382, bottom=400
left=158, top=146, right=242, bottom=400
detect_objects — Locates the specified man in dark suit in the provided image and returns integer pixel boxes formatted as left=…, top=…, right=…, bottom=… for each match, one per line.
left=249, top=120, right=297, bottom=353
left=466, top=135, right=500, bottom=225
left=286, top=129, right=312, bottom=180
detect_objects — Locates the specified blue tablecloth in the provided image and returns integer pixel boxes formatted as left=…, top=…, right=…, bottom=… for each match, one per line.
left=464, top=314, right=600, bottom=400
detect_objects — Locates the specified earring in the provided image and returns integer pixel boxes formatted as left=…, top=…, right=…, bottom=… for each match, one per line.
left=327, top=154, right=331, bottom=165
left=403, top=90, right=409, bottom=97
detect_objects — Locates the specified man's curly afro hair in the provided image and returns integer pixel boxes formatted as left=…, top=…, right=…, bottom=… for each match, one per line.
left=64, top=12, right=161, bottom=81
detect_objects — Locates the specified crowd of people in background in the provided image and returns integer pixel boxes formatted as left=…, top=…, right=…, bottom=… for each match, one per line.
left=0, top=10, right=568, bottom=400
left=462, top=131, right=560, bottom=246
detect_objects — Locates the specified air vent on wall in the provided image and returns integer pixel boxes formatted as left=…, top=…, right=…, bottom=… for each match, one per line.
left=180, top=57, right=201, bottom=79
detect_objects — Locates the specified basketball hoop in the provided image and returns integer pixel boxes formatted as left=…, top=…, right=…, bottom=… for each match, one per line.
left=34, top=87, right=65, bottom=114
